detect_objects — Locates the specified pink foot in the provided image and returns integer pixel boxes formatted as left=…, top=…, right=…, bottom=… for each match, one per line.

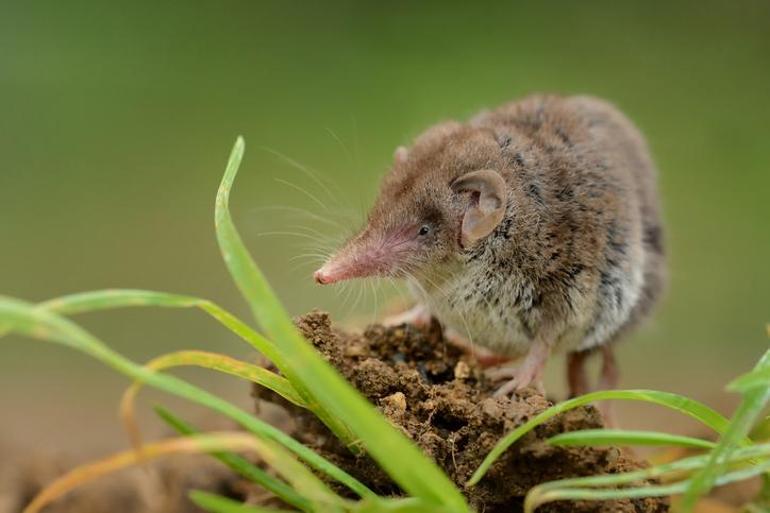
left=489, top=340, right=551, bottom=397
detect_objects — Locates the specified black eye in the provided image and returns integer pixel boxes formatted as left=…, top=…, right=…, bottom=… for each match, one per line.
left=418, top=225, right=430, bottom=236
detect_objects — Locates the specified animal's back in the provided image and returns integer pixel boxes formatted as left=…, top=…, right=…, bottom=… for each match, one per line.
left=567, top=95, right=667, bottom=337
left=470, top=94, right=666, bottom=352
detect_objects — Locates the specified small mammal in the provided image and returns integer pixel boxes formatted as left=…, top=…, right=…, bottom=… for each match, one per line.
left=314, top=94, right=666, bottom=397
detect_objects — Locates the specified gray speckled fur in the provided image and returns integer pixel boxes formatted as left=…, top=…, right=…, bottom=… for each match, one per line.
left=357, top=94, right=667, bottom=358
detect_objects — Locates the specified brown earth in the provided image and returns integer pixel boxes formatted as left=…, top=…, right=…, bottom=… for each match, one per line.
left=1, top=311, right=676, bottom=513
left=253, top=311, right=669, bottom=513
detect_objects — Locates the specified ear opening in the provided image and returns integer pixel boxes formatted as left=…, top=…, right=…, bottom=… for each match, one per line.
left=451, top=169, right=507, bottom=248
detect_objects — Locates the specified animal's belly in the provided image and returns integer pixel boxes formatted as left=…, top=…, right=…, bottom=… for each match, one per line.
left=428, top=300, right=534, bottom=357
left=433, top=305, right=599, bottom=357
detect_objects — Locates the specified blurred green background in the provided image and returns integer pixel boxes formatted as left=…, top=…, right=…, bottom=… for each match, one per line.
left=1, top=1, right=768, bottom=456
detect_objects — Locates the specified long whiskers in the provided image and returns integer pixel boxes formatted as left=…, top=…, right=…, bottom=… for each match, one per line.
left=325, top=127, right=355, bottom=167
left=261, top=147, right=341, bottom=204
left=250, top=205, right=344, bottom=228
left=273, top=177, right=330, bottom=212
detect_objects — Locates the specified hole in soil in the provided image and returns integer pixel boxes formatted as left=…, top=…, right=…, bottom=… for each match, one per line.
left=431, top=411, right=469, bottom=433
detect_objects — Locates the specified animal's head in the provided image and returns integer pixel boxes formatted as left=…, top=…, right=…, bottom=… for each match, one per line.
left=314, top=121, right=510, bottom=285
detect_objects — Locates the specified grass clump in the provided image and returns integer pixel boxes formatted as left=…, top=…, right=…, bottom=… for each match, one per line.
left=0, top=137, right=768, bottom=513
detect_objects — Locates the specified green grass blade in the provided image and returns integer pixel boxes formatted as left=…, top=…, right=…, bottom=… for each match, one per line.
left=468, top=389, right=734, bottom=486
left=237, top=434, right=347, bottom=512
left=680, top=348, right=770, bottom=511
left=214, top=137, right=468, bottom=513
left=190, top=491, right=299, bottom=513
left=729, top=367, right=770, bottom=393
left=155, top=406, right=311, bottom=513
left=133, top=350, right=306, bottom=407
left=35, top=289, right=286, bottom=373
left=525, top=451, right=770, bottom=513
left=549, top=429, right=716, bottom=450
left=33, top=290, right=349, bottom=426
left=214, top=138, right=358, bottom=452
left=751, top=416, right=770, bottom=441
left=526, top=482, right=684, bottom=512
left=33, top=289, right=345, bottom=438
left=535, top=442, right=770, bottom=493
left=0, top=296, right=374, bottom=500
left=353, top=498, right=452, bottom=513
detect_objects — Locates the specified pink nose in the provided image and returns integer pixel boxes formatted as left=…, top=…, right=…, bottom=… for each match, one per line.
left=314, top=269, right=330, bottom=284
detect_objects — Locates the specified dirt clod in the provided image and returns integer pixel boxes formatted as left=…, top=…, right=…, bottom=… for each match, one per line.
left=254, top=311, right=669, bottom=513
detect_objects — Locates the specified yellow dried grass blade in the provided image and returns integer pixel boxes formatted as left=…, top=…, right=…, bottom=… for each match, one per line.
left=119, top=350, right=306, bottom=455
left=23, top=432, right=344, bottom=513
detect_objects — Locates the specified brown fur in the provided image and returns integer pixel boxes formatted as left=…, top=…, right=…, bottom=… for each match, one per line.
left=327, top=94, right=666, bottom=384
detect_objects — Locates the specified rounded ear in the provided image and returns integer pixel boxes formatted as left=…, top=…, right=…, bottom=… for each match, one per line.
left=393, top=146, right=408, bottom=165
left=451, top=169, right=507, bottom=248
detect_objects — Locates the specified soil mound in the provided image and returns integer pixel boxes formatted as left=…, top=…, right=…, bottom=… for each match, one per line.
left=254, top=311, right=668, bottom=513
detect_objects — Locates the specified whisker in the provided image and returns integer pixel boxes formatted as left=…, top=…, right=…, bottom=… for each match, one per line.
left=325, top=127, right=355, bottom=167
left=350, top=114, right=361, bottom=166
left=274, top=177, right=330, bottom=212
left=286, top=224, right=345, bottom=248
left=262, top=147, right=340, bottom=204
left=254, top=230, right=330, bottom=245
left=249, top=205, right=344, bottom=228
left=370, top=278, right=380, bottom=324
left=341, top=281, right=356, bottom=312
left=289, top=252, right=332, bottom=263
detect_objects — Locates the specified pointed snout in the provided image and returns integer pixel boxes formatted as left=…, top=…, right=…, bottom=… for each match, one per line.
left=313, top=227, right=415, bottom=285
left=313, top=258, right=349, bottom=285
left=312, top=247, right=385, bottom=285
left=313, top=266, right=334, bottom=285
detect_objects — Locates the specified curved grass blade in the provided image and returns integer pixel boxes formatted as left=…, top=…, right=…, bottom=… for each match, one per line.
left=215, top=138, right=359, bottom=453
left=233, top=435, right=347, bottom=513
left=215, top=137, right=468, bottom=513
left=525, top=451, right=770, bottom=513
left=156, top=406, right=311, bottom=512
left=680, top=348, right=770, bottom=511
left=353, top=497, right=452, bottom=513
left=536, top=441, right=770, bottom=494
left=22, top=432, right=332, bottom=513
left=35, top=289, right=286, bottom=374
left=0, top=296, right=374, bottom=500
left=468, top=389, right=734, bottom=486
left=729, top=367, right=770, bottom=393
left=24, top=288, right=353, bottom=448
left=190, top=491, right=299, bottom=513
left=549, top=429, right=716, bottom=450
left=120, top=350, right=306, bottom=454
left=123, top=349, right=305, bottom=412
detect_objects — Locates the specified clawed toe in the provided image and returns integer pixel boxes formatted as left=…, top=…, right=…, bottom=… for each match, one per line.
left=486, top=341, right=549, bottom=397
left=490, top=368, right=545, bottom=397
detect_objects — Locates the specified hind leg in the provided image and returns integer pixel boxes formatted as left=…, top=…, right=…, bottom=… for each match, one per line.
left=567, top=349, right=591, bottom=398
left=597, top=344, right=620, bottom=427
left=565, top=345, right=619, bottom=425
left=599, top=344, right=619, bottom=390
